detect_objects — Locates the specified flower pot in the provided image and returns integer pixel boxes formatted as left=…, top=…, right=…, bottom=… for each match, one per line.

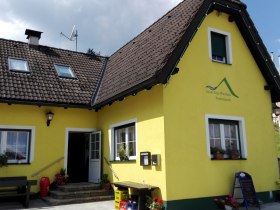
left=230, top=154, right=240, bottom=160
left=214, top=152, right=224, bottom=160
left=224, top=205, right=232, bottom=210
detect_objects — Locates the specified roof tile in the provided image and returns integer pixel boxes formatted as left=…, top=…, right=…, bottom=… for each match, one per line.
left=0, top=39, right=107, bottom=106
left=94, top=0, right=204, bottom=105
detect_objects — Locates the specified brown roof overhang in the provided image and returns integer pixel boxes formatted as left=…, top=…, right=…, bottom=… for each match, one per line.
left=92, top=0, right=280, bottom=109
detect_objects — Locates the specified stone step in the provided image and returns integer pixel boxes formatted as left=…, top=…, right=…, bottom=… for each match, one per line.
left=42, top=194, right=114, bottom=206
left=56, top=183, right=101, bottom=192
left=49, top=189, right=111, bottom=199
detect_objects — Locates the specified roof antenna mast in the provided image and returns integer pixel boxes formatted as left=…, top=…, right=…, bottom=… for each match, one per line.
left=60, top=25, right=78, bottom=51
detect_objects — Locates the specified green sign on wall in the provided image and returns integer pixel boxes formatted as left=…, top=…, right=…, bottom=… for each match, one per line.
left=206, top=77, right=239, bottom=102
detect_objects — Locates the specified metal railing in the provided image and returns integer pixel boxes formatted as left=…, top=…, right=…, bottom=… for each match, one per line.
left=104, top=157, right=119, bottom=181
left=31, top=156, right=64, bottom=178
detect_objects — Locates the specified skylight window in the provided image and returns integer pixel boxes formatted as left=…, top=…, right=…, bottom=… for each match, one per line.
left=8, top=58, right=30, bottom=72
left=54, top=64, right=75, bottom=78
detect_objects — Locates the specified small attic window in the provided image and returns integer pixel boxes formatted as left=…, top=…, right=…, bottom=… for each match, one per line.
left=54, top=64, right=75, bottom=78
left=8, top=58, right=30, bottom=72
left=208, top=28, right=232, bottom=64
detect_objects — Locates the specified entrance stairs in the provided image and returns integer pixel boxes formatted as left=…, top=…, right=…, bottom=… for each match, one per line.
left=42, top=182, right=114, bottom=206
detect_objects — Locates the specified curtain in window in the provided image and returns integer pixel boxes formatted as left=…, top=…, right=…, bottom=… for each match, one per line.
left=211, top=32, right=226, bottom=58
left=6, top=131, right=29, bottom=161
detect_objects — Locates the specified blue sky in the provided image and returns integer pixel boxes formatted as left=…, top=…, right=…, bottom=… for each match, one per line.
left=243, top=0, right=280, bottom=67
left=0, top=0, right=279, bottom=66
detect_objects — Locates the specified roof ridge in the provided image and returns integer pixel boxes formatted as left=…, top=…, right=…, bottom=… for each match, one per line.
left=0, top=37, right=108, bottom=59
left=91, top=57, right=109, bottom=107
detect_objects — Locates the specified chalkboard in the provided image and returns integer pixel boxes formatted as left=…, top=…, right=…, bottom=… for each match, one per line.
left=234, top=172, right=260, bottom=210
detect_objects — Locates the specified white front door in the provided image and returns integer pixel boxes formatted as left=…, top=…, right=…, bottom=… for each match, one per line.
left=88, top=131, right=101, bottom=183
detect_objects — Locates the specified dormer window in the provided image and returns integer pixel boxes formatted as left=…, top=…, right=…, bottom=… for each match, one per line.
left=8, top=58, right=30, bottom=72
left=54, top=64, right=75, bottom=78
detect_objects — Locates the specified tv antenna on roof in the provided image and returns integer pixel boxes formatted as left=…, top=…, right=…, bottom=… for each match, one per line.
left=60, top=25, right=78, bottom=51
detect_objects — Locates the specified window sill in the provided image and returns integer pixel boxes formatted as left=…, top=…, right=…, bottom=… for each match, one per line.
left=211, top=59, right=232, bottom=65
left=110, top=160, right=136, bottom=164
left=7, top=162, right=31, bottom=165
left=211, top=158, right=247, bottom=160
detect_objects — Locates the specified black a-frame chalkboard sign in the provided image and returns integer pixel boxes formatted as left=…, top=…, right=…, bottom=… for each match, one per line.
left=233, top=172, right=261, bottom=210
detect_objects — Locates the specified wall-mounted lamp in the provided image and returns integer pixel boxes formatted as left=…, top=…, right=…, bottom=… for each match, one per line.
left=46, top=111, right=54, bottom=126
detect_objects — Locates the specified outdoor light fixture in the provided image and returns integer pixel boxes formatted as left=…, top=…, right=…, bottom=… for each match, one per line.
left=46, top=111, right=54, bottom=126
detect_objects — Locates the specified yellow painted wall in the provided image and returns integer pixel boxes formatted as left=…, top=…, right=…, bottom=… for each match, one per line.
left=97, top=85, right=167, bottom=199
left=0, top=10, right=278, bottom=204
left=163, top=11, right=279, bottom=200
left=0, top=103, right=97, bottom=191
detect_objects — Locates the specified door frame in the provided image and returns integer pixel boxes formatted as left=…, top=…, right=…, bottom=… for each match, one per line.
left=64, top=128, right=96, bottom=171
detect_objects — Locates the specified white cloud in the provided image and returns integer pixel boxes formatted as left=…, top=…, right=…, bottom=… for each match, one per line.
left=0, top=0, right=183, bottom=55
left=0, top=19, right=31, bottom=42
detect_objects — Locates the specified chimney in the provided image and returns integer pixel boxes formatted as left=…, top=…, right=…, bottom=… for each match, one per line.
left=25, top=29, right=43, bottom=46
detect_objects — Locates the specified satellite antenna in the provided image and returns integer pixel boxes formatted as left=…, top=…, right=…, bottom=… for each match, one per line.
left=60, top=25, right=78, bottom=51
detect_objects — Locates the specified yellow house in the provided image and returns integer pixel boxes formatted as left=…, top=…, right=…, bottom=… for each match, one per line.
left=1, top=0, right=280, bottom=209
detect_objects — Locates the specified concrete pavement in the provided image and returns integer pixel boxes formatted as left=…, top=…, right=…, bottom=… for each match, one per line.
left=0, top=199, right=280, bottom=210
left=0, top=199, right=115, bottom=210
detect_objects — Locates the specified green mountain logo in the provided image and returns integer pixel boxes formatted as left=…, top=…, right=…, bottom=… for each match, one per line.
left=206, top=77, right=239, bottom=98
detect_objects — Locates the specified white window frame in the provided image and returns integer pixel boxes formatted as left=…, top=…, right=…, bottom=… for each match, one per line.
left=109, top=119, right=137, bottom=161
left=205, top=115, right=247, bottom=159
left=54, top=64, right=76, bottom=78
left=8, top=57, right=30, bottom=72
left=0, top=125, right=35, bottom=164
left=208, top=27, right=232, bottom=64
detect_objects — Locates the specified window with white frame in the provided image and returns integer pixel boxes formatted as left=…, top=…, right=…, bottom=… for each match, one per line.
left=0, top=129, right=32, bottom=164
left=206, top=115, right=247, bottom=159
left=8, top=58, right=30, bottom=72
left=208, top=28, right=232, bottom=64
left=110, top=120, right=137, bottom=161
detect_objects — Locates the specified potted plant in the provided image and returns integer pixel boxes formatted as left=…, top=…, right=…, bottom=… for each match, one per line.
left=211, top=147, right=226, bottom=160
left=0, top=152, right=8, bottom=167
left=119, top=143, right=129, bottom=161
left=214, top=194, right=240, bottom=210
left=100, top=174, right=111, bottom=192
left=53, top=168, right=69, bottom=186
left=228, top=149, right=240, bottom=160
left=146, top=196, right=164, bottom=210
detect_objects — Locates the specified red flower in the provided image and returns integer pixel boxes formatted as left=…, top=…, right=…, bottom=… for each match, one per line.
left=158, top=199, right=163, bottom=205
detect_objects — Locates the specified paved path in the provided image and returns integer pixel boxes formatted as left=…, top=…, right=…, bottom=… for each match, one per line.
left=0, top=199, right=115, bottom=210
left=0, top=199, right=280, bottom=210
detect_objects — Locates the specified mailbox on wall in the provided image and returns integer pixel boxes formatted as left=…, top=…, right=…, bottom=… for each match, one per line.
left=152, top=154, right=160, bottom=166
left=140, top=152, right=151, bottom=166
